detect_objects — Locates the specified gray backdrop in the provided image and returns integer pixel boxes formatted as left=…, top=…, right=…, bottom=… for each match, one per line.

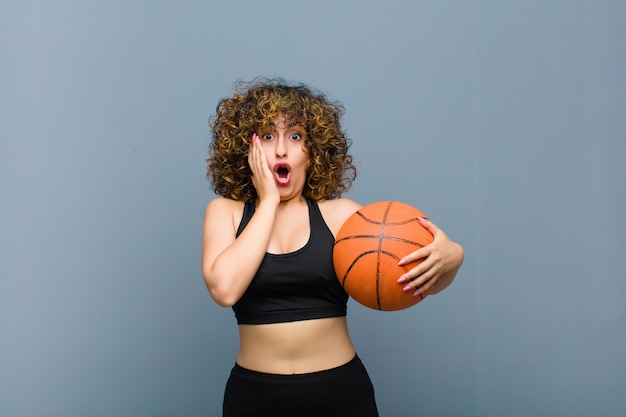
left=1, top=1, right=624, bottom=416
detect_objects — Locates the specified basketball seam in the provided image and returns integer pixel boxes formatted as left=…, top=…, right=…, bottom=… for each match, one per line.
left=375, top=202, right=393, bottom=310
left=339, top=250, right=379, bottom=287
left=339, top=249, right=406, bottom=285
left=355, top=211, right=420, bottom=226
left=334, top=234, right=425, bottom=247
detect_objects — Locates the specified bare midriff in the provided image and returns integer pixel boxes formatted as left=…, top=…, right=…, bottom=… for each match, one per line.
left=236, top=317, right=356, bottom=374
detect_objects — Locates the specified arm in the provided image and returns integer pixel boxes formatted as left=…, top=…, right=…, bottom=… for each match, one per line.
left=201, top=134, right=280, bottom=307
left=201, top=198, right=277, bottom=307
left=396, top=217, right=464, bottom=296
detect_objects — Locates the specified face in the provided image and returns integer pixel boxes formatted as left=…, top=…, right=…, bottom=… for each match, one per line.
left=257, top=114, right=309, bottom=201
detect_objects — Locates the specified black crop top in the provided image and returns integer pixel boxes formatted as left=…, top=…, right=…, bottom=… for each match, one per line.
left=232, top=199, right=348, bottom=325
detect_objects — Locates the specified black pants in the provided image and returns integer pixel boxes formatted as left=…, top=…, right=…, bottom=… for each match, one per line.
left=223, top=355, right=379, bottom=417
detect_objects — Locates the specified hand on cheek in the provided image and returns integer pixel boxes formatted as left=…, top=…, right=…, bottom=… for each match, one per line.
left=249, top=133, right=279, bottom=203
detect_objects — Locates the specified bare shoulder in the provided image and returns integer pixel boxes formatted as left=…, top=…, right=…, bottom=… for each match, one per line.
left=318, top=198, right=363, bottom=237
left=203, top=197, right=245, bottom=229
left=205, top=196, right=244, bottom=212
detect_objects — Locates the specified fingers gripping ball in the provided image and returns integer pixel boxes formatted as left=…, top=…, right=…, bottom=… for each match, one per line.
left=333, top=201, right=434, bottom=311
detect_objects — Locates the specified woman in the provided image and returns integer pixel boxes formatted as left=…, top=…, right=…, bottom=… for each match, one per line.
left=202, top=78, right=464, bottom=416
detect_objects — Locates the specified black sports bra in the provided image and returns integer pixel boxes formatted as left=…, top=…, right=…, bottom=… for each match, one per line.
left=232, top=199, right=348, bottom=325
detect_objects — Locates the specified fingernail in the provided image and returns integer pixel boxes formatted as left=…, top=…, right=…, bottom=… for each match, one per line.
left=397, top=276, right=407, bottom=283
left=397, top=259, right=406, bottom=266
left=413, top=290, right=423, bottom=299
left=402, top=285, right=412, bottom=292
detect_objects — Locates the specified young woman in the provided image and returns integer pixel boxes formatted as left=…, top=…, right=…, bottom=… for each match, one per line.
left=202, top=78, right=464, bottom=417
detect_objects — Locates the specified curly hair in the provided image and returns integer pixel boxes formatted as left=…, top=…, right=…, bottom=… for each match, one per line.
left=207, top=78, right=357, bottom=202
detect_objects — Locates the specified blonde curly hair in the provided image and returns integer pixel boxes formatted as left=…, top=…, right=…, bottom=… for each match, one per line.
left=207, top=78, right=357, bottom=202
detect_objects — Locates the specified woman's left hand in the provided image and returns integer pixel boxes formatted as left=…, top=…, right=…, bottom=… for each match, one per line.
left=396, top=217, right=464, bottom=297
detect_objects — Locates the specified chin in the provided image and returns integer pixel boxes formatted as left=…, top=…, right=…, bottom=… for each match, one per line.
left=279, top=191, right=304, bottom=202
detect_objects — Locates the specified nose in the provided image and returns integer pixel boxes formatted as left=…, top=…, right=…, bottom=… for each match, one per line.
left=274, top=136, right=287, bottom=158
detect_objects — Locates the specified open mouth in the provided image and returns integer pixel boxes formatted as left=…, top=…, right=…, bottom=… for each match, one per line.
left=275, top=165, right=290, bottom=184
left=277, top=167, right=289, bottom=178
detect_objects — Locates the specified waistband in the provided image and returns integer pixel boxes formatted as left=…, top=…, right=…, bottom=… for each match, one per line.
left=230, top=355, right=364, bottom=384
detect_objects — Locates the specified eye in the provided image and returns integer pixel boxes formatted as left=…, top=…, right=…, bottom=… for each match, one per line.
left=290, top=133, right=302, bottom=140
left=262, top=133, right=274, bottom=141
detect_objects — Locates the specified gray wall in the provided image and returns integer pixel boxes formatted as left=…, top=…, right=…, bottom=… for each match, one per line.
left=1, top=1, right=624, bottom=416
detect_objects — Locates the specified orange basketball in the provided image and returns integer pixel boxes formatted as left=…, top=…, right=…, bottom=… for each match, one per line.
left=333, top=201, right=434, bottom=311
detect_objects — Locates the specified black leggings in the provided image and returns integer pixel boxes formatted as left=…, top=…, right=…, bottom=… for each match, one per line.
left=223, top=355, right=379, bottom=417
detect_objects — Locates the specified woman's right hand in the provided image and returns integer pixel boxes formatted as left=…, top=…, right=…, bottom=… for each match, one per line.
left=248, top=133, right=280, bottom=204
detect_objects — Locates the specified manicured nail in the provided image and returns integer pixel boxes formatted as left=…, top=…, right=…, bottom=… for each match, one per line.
left=413, top=290, right=423, bottom=299
left=398, top=259, right=406, bottom=266
left=402, top=285, right=412, bottom=292
left=397, top=276, right=407, bottom=283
